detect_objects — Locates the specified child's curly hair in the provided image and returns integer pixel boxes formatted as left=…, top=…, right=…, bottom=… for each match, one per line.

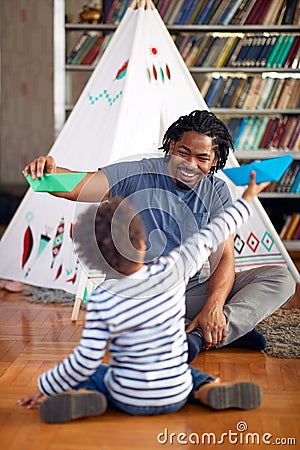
left=74, top=197, right=146, bottom=276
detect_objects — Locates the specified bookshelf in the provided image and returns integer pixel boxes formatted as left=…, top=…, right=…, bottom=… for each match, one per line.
left=56, top=0, right=300, bottom=251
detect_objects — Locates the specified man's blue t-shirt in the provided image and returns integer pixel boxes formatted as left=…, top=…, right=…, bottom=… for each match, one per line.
left=102, top=157, right=232, bottom=263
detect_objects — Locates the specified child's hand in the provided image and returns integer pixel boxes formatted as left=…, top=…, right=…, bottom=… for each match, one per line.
left=242, top=171, right=270, bottom=203
left=18, top=391, right=44, bottom=409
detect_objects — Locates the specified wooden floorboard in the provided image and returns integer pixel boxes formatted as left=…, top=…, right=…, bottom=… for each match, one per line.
left=0, top=289, right=299, bottom=450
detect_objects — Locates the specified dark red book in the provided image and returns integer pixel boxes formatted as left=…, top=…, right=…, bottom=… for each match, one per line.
left=284, top=36, right=300, bottom=68
left=81, top=35, right=105, bottom=65
left=244, top=0, right=265, bottom=24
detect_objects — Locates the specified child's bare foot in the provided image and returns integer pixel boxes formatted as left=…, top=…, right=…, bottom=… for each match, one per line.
left=195, top=380, right=262, bottom=410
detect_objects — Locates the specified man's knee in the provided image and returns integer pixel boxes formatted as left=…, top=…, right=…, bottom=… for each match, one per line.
left=260, top=265, right=296, bottom=304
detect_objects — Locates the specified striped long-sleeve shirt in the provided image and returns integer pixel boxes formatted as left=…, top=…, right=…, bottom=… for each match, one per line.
left=38, top=198, right=251, bottom=407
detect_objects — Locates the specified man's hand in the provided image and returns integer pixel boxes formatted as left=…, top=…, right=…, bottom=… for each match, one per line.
left=18, top=391, right=44, bottom=409
left=23, top=155, right=57, bottom=180
left=186, top=303, right=227, bottom=350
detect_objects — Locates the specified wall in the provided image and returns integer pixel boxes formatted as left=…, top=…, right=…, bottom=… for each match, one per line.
left=0, top=0, right=54, bottom=185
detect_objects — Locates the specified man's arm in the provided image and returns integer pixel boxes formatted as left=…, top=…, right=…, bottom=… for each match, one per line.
left=197, top=238, right=235, bottom=349
left=23, top=155, right=110, bottom=202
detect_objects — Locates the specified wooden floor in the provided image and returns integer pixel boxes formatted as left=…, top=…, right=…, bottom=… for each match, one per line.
left=0, top=289, right=299, bottom=450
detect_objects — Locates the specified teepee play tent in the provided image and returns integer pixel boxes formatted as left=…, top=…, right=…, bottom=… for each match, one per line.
left=0, top=0, right=299, bottom=294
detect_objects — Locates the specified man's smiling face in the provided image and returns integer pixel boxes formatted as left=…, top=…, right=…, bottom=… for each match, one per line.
left=167, top=131, right=218, bottom=188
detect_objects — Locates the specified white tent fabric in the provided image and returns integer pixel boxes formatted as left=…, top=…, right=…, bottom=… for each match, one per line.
left=0, top=1, right=299, bottom=293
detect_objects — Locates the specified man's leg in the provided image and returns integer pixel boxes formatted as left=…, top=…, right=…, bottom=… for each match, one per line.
left=185, top=266, right=295, bottom=351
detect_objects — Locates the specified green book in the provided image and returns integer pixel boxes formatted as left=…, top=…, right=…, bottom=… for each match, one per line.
left=266, top=35, right=284, bottom=68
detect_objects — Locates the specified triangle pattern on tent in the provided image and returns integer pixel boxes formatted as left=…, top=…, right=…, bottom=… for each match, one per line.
left=0, top=1, right=299, bottom=293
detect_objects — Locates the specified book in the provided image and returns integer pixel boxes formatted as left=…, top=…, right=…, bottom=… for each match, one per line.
left=230, top=77, right=247, bottom=107
left=285, top=213, right=300, bottom=240
left=262, top=118, right=280, bottom=149
left=254, top=0, right=273, bottom=24
left=215, top=36, right=238, bottom=67
left=292, top=219, right=300, bottom=240
left=263, top=78, right=281, bottom=109
left=104, top=0, right=119, bottom=23
left=188, top=0, right=207, bottom=24
left=204, top=77, right=224, bottom=107
left=24, top=173, right=87, bottom=192
left=231, top=0, right=256, bottom=24
left=263, top=0, right=286, bottom=24
left=232, top=117, right=248, bottom=148
left=259, top=35, right=277, bottom=67
left=194, top=35, right=215, bottom=66
left=81, top=35, right=105, bottom=66
left=256, top=77, right=276, bottom=109
left=288, top=117, right=300, bottom=149
left=236, top=76, right=254, bottom=108
left=284, top=35, right=300, bottom=67
left=178, top=0, right=199, bottom=24
left=243, top=76, right=263, bottom=109
left=113, top=0, right=131, bottom=24
left=210, top=0, right=232, bottom=24
left=166, top=0, right=184, bottom=24
left=66, top=33, right=89, bottom=64
left=196, top=0, right=217, bottom=24
left=274, top=35, right=296, bottom=67
left=279, top=214, right=292, bottom=239
left=222, top=155, right=294, bottom=186
left=282, top=0, right=298, bottom=24
left=276, top=78, right=297, bottom=110
left=268, top=77, right=285, bottom=109
left=252, top=117, right=269, bottom=149
left=223, top=77, right=241, bottom=107
left=266, top=35, right=285, bottom=67
left=269, top=115, right=289, bottom=149
left=222, top=0, right=245, bottom=25
left=214, top=77, right=233, bottom=107
left=227, top=117, right=244, bottom=142
left=163, top=0, right=179, bottom=23
left=237, top=117, right=256, bottom=150
left=158, top=0, right=172, bottom=19
left=278, top=116, right=299, bottom=149
left=71, top=33, right=98, bottom=65
left=244, top=0, right=265, bottom=24
left=277, top=160, right=300, bottom=192
left=291, top=170, right=300, bottom=193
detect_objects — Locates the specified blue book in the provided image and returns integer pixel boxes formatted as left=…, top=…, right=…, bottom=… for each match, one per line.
left=196, top=0, right=216, bottom=24
left=234, top=117, right=249, bottom=148
left=291, top=169, right=300, bottom=193
left=177, top=0, right=199, bottom=24
left=204, top=77, right=223, bottom=107
left=222, top=155, right=293, bottom=186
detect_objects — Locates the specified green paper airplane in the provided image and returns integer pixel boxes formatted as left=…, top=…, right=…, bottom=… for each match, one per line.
left=24, top=172, right=87, bottom=192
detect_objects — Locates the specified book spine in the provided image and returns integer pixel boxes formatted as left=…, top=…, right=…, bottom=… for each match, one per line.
left=104, top=0, right=119, bottom=23
left=66, top=33, right=88, bottom=64
left=282, top=0, right=298, bottom=24
left=288, top=117, right=300, bottom=149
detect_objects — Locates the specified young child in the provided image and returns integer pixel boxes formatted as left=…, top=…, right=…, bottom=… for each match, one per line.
left=19, top=172, right=268, bottom=423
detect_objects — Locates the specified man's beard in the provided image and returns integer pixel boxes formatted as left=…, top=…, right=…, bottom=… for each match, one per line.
left=175, top=179, right=193, bottom=190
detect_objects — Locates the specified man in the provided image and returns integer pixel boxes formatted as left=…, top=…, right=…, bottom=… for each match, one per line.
left=24, top=110, right=295, bottom=362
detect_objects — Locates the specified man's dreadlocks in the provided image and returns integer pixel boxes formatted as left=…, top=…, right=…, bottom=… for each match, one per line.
left=161, top=110, right=234, bottom=174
